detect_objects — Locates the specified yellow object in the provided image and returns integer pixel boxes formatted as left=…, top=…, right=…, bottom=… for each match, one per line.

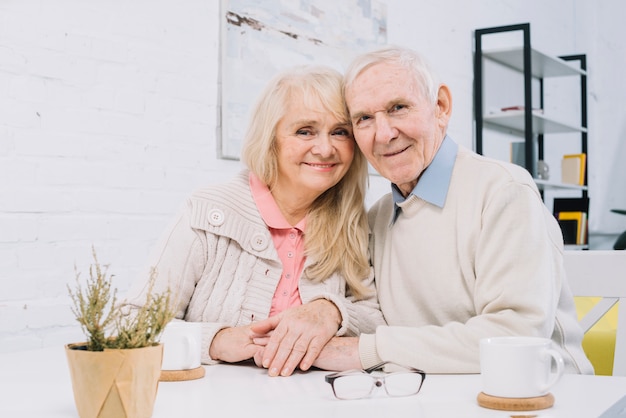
left=574, top=297, right=619, bottom=376
left=561, top=153, right=586, bottom=185
left=558, top=211, right=587, bottom=245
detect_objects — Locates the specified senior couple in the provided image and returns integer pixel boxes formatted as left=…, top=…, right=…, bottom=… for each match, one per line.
left=121, top=46, right=594, bottom=377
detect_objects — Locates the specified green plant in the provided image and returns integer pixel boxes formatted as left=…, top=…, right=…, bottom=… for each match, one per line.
left=68, top=247, right=175, bottom=351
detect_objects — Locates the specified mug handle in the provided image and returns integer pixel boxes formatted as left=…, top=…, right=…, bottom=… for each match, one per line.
left=540, top=348, right=565, bottom=392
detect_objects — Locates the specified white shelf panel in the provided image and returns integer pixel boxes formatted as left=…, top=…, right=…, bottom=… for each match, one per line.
left=534, top=179, right=588, bottom=191
left=483, top=47, right=586, bottom=78
left=484, top=110, right=587, bottom=135
left=564, top=244, right=589, bottom=250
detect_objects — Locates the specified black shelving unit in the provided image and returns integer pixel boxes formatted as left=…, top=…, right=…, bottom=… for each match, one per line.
left=473, top=23, right=589, bottom=247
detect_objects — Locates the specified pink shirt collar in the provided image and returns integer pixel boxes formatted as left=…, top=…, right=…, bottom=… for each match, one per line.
left=249, top=172, right=306, bottom=231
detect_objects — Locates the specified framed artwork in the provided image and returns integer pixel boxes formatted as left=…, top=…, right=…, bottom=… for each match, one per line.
left=219, top=0, right=387, bottom=160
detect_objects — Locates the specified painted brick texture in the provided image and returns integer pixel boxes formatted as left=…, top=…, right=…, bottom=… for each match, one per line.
left=0, top=0, right=237, bottom=351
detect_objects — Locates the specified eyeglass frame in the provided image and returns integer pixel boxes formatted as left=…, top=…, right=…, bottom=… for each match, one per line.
left=324, top=361, right=426, bottom=400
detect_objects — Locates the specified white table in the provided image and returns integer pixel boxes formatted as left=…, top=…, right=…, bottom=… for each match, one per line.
left=1, top=345, right=625, bottom=417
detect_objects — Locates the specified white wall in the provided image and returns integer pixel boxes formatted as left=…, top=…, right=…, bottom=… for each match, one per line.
left=1, top=0, right=624, bottom=351
left=0, top=0, right=236, bottom=351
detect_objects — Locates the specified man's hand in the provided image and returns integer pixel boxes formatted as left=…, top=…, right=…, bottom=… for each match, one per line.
left=312, top=336, right=361, bottom=371
left=209, top=325, right=265, bottom=363
left=250, top=299, right=341, bottom=376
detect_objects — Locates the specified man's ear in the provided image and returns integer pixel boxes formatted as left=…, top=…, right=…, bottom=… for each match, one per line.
left=436, top=84, right=452, bottom=126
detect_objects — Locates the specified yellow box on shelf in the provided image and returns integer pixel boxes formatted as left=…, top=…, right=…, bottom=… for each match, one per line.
left=561, top=153, right=586, bottom=185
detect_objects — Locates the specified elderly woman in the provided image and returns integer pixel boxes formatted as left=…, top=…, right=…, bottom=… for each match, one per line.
left=120, top=65, right=385, bottom=377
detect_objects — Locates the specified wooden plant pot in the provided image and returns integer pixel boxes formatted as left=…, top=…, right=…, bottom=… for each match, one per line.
left=65, top=342, right=163, bottom=418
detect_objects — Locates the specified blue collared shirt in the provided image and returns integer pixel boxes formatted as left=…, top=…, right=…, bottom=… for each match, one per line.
left=391, top=135, right=458, bottom=223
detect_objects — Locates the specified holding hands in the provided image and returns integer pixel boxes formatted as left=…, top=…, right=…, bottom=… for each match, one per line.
left=249, top=299, right=342, bottom=376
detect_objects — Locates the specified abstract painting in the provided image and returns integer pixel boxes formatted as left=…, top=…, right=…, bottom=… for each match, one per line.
left=219, top=0, right=387, bottom=159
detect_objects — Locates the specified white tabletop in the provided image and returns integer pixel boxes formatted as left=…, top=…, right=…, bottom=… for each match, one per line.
left=1, top=345, right=625, bottom=417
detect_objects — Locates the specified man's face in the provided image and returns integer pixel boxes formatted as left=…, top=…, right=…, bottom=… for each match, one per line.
left=345, top=62, right=449, bottom=196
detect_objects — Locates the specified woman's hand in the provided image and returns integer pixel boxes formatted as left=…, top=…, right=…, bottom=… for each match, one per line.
left=250, top=299, right=341, bottom=376
left=209, top=325, right=266, bottom=363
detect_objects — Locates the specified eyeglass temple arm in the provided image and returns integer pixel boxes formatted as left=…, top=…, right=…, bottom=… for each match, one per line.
left=364, top=361, right=426, bottom=376
left=364, top=361, right=391, bottom=374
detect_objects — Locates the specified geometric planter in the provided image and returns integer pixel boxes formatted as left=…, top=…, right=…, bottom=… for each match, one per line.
left=65, top=343, right=163, bottom=418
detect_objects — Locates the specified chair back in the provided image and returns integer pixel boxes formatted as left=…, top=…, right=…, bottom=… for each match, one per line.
left=563, top=250, right=626, bottom=376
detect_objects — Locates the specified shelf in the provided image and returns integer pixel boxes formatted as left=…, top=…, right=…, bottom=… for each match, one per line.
left=564, top=244, right=589, bottom=250
left=534, top=179, right=588, bottom=191
left=475, top=23, right=589, bottom=248
left=482, top=47, right=586, bottom=78
left=484, top=110, right=587, bottom=135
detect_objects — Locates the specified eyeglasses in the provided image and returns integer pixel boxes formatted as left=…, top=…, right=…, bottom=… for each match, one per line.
left=325, top=361, right=426, bottom=400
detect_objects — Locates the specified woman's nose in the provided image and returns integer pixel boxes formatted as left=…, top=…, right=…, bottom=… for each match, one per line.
left=312, top=134, right=335, bottom=157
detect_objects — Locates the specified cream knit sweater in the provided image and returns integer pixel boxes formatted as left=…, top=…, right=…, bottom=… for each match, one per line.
left=358, top=145, right=594, bottom=375
left=121, top=170, right=385, bottom=365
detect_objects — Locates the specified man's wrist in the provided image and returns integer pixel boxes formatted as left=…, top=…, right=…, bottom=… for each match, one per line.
left=358, top=333, right=381, bottom=369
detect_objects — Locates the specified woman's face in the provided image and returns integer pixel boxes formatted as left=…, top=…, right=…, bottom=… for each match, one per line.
left=273, top=93, right=354, bottom=204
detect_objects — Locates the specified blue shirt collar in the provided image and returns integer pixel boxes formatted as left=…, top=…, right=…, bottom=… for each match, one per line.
left=391, top=135, right=457, bottom=221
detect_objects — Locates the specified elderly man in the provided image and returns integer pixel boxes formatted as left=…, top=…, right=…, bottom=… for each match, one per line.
left=253, top=45, right=593, bottom=375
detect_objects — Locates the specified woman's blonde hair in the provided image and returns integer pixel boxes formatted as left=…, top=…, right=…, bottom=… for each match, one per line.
left=241, top=65, right=371, bottom=298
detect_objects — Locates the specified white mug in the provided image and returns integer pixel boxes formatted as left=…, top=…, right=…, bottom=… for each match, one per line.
left=160, top=321, right=202, bottom=371
left=480, top=336, right=564, bottom=398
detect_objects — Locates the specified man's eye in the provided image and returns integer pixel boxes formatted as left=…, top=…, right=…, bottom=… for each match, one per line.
left=355, top=115, right=373, bottom=127
left=391, top=104, right=407, bottom=112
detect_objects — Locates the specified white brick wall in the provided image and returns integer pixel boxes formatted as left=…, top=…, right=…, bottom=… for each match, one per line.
left=0, top=0, right=240, bottom=351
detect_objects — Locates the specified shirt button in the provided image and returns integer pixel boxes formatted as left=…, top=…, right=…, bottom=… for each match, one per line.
left=289, top=232, right=296, bottom=239
left=287, top=251, right=293, bottom=258
left=207, top=209, right=225, bottom=226
left=285, top=273, right=291, bottom=279
left=282, top=291, right=288, bottom=296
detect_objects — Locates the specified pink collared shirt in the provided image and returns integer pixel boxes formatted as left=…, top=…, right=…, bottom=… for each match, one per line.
left=249, top=173, right=304, bottom=316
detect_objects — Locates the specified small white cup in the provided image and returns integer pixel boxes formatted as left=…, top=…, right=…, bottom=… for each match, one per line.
left=160, top=321, right=202, bottom=371
left=480, top=336, right=564, bottom=398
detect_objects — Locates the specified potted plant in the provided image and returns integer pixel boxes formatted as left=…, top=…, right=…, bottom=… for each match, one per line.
left=65, top=248, right=175, bottom=418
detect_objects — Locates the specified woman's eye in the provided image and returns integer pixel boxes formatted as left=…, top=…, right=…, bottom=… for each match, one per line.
left=331, top=128, right=350, bottom=137
left=296, top=129, right=313, bottom=136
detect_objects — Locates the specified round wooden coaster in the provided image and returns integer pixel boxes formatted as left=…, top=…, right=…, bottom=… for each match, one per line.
left=477, top=392, right=554, bottom=411
left=160, top=366, right=206, bottom=382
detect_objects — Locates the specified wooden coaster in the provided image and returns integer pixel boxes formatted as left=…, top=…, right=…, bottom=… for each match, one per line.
left=477, top=392, right=554, bottom=411
left=160, top=366, right=206, bottom=382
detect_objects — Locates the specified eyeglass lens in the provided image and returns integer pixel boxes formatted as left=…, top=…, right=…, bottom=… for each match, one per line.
left=384, top=372, right=423, bottom=396
left=332, top=374, right=375, bottom=400
left=332, top=371, right=423, bottom=400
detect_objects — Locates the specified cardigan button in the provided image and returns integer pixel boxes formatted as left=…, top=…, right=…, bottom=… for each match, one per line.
left=207, top=209, right=225, bottom=226
left=250, top=233, right=268, bottom=251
